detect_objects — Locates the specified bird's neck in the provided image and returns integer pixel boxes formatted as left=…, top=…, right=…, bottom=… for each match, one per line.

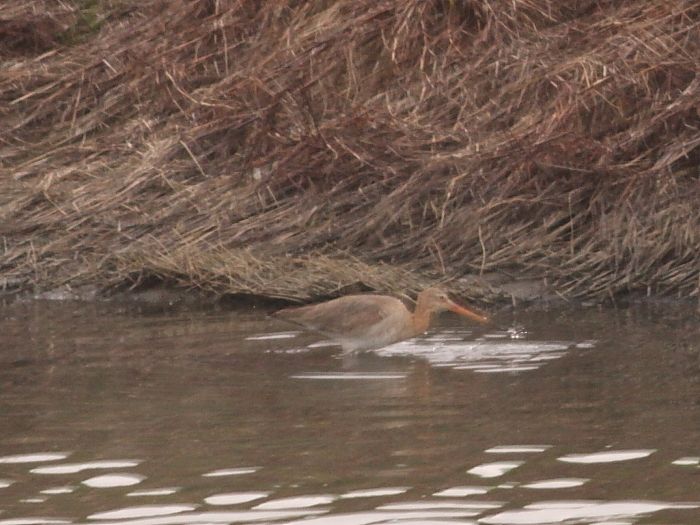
left=411, top=299, right=434, bottom=335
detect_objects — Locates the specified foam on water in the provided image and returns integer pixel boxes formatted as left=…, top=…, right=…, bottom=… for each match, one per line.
left=0, top=479, right=15, bottom=488
left=557, top=450, right=656, bottom=464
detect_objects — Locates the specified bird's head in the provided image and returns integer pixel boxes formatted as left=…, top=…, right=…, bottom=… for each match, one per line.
left=418, top=287, right=489, bottom=324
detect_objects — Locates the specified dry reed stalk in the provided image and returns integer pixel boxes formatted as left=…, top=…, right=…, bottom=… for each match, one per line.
left=1, top=0, right=699, bottom=301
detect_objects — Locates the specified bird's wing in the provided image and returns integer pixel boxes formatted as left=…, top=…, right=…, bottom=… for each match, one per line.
left=274, top=295, right=405, bottom=339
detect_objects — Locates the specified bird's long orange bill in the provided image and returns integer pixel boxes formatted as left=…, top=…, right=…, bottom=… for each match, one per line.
left=448, top=301, right=489, bottom=324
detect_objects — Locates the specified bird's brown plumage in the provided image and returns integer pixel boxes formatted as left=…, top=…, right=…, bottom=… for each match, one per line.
left=274, top=287, right=488, bottom=351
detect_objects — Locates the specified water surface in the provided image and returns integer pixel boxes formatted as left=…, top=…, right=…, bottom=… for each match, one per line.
left=1, top=298, right=699, bottom=525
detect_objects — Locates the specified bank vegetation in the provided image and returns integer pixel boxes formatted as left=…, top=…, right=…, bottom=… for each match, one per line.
left=1, top=0, right=699, bottom=302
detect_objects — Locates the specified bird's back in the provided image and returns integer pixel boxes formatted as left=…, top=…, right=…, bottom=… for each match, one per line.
left=274, top=294, right=412, bottom=351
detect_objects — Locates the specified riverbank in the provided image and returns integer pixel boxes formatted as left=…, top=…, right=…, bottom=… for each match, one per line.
left=2, top=1, right=699, bottom=302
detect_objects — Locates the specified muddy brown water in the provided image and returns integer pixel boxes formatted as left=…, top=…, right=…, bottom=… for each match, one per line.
left=1, top=298, right=699, bottom=525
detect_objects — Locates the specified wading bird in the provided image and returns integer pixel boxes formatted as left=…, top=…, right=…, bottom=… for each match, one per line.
left=274, top=287, right=489, bottom=352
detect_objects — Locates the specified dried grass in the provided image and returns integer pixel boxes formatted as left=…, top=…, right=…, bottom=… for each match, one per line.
left=1, top=0, right=699, bottom=301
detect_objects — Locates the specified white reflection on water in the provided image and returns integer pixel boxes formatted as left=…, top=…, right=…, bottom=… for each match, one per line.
left=378, top=501, right=502, bottom=511
left=433, top=487, right=492, bottom=497
left=485, top=446, right=551, bottom=454
left=0, top=453, right=69, bottom=464
left=88, top=505, right=197, bottom=520
left=0, top=518, right=70, bottom=525
left=377, top=337, right=575, bottom=373
left=201, top=467, right=259, bottom=477
left=40, top=486, right=77, bottom=495
left=245, top=332, right=299, bottom=340
left=340, top=487, right=409, bottom=499
left=279, top=511, right=479, bottom=525
left=479, top=500, right=699, bottom=524
left=521, top=479, right=588, bottom=489
left=467, top=461, right=524, bottom=478
left=83, top=474, right=144, bottom=488
left=254, top=495, right=335, bottom=509
left=291, top=373, right=407, bottom=380
left=377, top=521, right=475, bottom=525
left=557, top=450, right=656, bottom=464
left=32, top=460, right=140, bottom=475
left=76, top=510, right=326, bottom=525
left=128, top=488, right=180, bottom=497
left=0, top=479, right=14, bottom=488
left=473, top=366, right=540, bottom=374
left=306, top=341, right=340, bottom=348
left=204, top=492, right=268, bottom=505
left=672, top=456, right=700, bottom=466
